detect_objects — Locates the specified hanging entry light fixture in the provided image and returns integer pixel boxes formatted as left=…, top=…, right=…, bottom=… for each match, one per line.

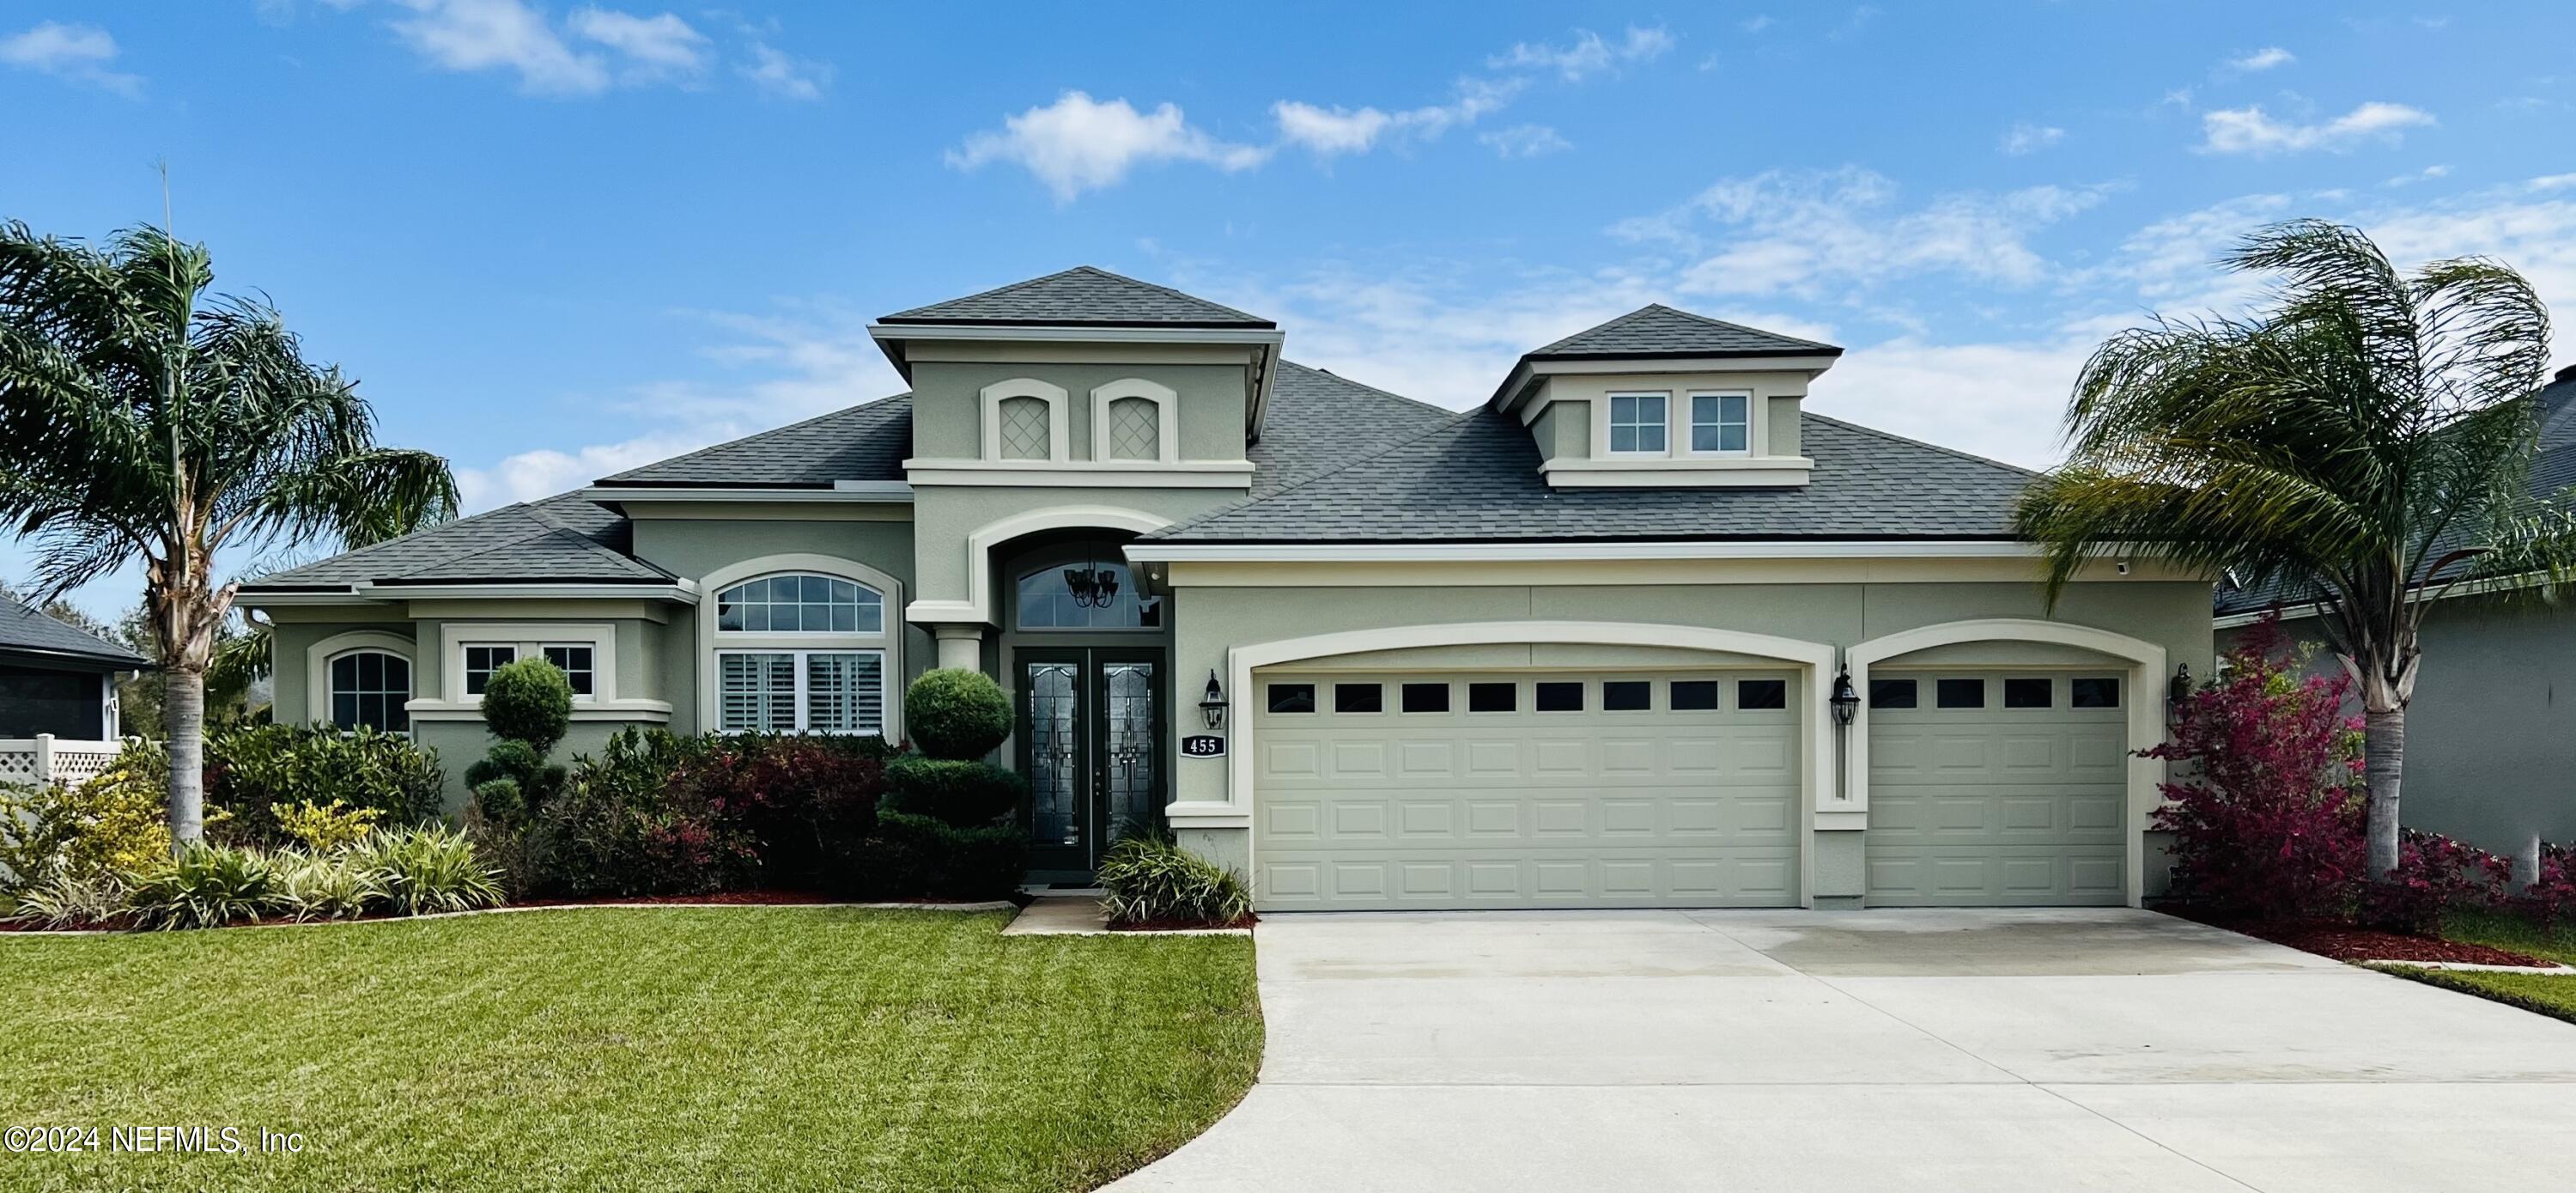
left=1061, top=555, right=1121, bottom=608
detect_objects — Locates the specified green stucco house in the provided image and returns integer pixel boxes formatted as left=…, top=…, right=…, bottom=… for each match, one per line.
left=238, top=267, right=2210, bottom=910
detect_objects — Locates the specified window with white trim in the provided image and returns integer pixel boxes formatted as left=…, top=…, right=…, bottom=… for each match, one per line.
left=1608, top=393, right=1668, bottom=454
left=327, top=649, right=411, bottom=733
left=449, top=630, right=611, bottom=702
left=710, top=572, right=889, bottom=735
left=1689, top=392, right=1751, bottom=454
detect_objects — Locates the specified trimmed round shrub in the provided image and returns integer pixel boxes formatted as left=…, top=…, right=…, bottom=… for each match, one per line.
left=882, top=756, right=1026, bottom=826
left=904, top=668, right=1012, bottom=760
left=482, top=659, right=574, bottom=754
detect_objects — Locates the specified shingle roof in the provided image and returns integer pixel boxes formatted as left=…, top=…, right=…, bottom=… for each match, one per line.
left=240, top=493, right=671, bottom=590
left=0, top=593, right=149, bottom=668
left=1246, top=362, right=1459, bottom=495
left=2214, top=366, right=2576, bottom=617
left=597, top=394, right=911, bottom=489
left=878, top=266, right=1274, bottom=329
left=1529, top=305, right=1841, bottom=360
left=1146, top=409, right=2036, bottom=544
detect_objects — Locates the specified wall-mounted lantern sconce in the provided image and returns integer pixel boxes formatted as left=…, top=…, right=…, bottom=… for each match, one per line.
left=1829, top=666, right=1859, bottom=727
left=1198, top=671, right=1227, bottom=730
left=2166, top=664, right=2193, bottom=721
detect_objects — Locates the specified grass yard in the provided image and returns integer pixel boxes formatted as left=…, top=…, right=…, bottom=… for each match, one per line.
left=0, top=908, right=1261, bottom=1192
left=2374, top=909, right=2576, bottom=1026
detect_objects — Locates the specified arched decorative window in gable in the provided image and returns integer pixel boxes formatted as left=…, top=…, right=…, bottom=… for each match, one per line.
left=712, top=572, right=890, bottom=734
left=997, top=395, right=1053, bottom=460
left=1104, top=396, right=1160, bottom=460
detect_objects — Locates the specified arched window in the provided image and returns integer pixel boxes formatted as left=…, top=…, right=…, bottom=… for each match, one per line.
left=1016, top=560, right=1162, bottom=630
left=328, top=649, right=411, bottom=733
left=1103, top=395, right=1162, bottom=460
left=711, top=572, right=889, bottom=734
left=997, top=395, right=1054, bottom=460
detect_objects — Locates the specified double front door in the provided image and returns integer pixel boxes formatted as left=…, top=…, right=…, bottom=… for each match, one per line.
left=1018, top=648, right=1165, bottom=876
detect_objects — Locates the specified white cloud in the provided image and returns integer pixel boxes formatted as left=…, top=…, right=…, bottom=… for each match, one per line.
left=2198, top=100, right=2435, bottom=154
left=2385, top=163, right=2451, bottom=186
left=1272, top=78, right=1522, bottom=159
left=1487, top=25, right=1672, bottom=82
left=388, top=0, right=609, bottom=94
left=1741, top=15, right=1776, bottom=33
left=741, top=40, right=827, bottom=100
left=947, top=92, right=1267, bottom=201
left=2000, top=123, right=2065, bottom=155
left=1479, top=125, right=1571, bottom=159
left=566, top=9, right=705, bottom=80
left=2224, top=46, right=2296, bottom=72
left=1273, top=102, right=1394, bottom=157
left=0, top=21, right=143, bottom=96
left=1615, top=167, right=2111, bottom=298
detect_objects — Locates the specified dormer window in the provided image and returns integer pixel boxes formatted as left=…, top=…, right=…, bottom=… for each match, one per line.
left=1607, top=393, right=1668, bottom=454
left=1689, top=392, right=1752, bottom=455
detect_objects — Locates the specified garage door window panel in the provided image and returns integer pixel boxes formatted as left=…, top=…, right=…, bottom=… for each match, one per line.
left=1534, top=681, right=1584, bottom=713
left=1602, top=680, right=1652, bottom=712
left=1266, top=683, right=1315, bottom=715
left=1869, top=678, right=1917, bottom=709
left=2004, top=678, right=2053, bottom=709
left=1669, top=680, right=1719, bottom=711
left=1334, top=683, right=1383, bottom=714
left=1736, top=679, right=1786, bottom=710
left=1467, top=682, right=1517, bottom=713
left=1936, top=679, right=1986, bottom=709
left=1400, top=682, right=1450, bottom=714
left=2071, top=677, right=2121, bottom=708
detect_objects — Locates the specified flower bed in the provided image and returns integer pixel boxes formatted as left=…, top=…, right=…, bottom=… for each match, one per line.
left=2164, top=906, right=2554, bottom=966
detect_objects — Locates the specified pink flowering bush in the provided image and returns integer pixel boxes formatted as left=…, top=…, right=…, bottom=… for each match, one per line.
left=2148, top=615, right=2367, bottom=920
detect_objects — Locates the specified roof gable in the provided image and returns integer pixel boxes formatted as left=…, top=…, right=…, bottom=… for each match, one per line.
left=1530, top=305, right=1841, bottom=360
left=878, top=266, right=1274, bottom=329
left=244, top=494, right=668, bottom=590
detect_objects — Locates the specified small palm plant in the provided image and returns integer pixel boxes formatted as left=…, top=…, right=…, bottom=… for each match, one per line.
left=2015, top=219, right=2576, bottom=880
left=0, top=222, right=458, bottom=850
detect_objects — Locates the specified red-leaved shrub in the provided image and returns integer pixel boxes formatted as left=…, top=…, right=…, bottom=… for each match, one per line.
left=2147, top=615, right=2367, bottom=920
left=2357, top=829, right=2511, bottom=935
left=671, top=733, right=892, bottom=892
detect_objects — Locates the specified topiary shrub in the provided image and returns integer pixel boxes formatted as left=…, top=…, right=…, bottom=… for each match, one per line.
left=482, top=658, right=573, bottom=755
left=904, top=668, right=1012, bottom=760
left=870, top=810, right=1025, bottom=900
left=1097, top=830, right=1253, bottom=928
left=880, top=755, right=1026, bottom=826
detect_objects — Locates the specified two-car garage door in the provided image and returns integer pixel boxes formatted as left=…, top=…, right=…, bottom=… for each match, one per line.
left=1253, top=669, right=1801, bottom=910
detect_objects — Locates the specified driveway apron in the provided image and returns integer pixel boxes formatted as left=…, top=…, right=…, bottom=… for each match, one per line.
left=1108, top=908, right=2576, bottom=1192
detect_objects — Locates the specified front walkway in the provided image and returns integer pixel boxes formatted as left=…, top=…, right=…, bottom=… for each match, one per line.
left=1109, top=908, right=2576, bottom=1192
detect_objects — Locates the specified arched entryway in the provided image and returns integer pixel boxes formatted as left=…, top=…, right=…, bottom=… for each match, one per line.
left=997, top=533, right=1172, bottom=882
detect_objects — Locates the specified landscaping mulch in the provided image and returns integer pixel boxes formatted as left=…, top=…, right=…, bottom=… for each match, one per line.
left=1110, top=912, right=1259, bottom=933
left=2162, top=905, right=2555, bottom=967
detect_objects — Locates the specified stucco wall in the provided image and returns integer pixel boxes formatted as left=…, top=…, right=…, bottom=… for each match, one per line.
left=908, top=361, right=1249, bottom=463
left=2221, top=594, right=2576, bottom=854
left=908, top=486, right=1242, bottom=607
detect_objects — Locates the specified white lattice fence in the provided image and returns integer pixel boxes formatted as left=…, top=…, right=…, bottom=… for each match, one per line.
left=0, top=736, right=127, bottom=788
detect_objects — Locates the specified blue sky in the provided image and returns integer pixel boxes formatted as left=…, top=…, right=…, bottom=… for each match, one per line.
left=5, top=1, right=2574, bottom=617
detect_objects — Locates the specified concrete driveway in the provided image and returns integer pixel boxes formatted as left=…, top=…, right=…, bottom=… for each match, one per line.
left=1109, top=909, right=2576, bottom=1192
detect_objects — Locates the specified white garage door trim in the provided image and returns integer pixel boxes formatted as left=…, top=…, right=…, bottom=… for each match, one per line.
left=1847, top=618, right=2166, bottom=907
left=1176, top=620, right=1838, bottom=905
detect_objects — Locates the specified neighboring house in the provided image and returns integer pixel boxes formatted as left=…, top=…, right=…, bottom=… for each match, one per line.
left=2214, top=362, right=2576, bottom=856
left=238, top=267, right=2209, bottom=910
left=0, top=592, right=146, bottom=740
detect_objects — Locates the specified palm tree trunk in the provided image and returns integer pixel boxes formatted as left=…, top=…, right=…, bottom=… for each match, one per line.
left=165, top=664, right=206, bottom=851
left=2363, top=706, right=2404, bottom=876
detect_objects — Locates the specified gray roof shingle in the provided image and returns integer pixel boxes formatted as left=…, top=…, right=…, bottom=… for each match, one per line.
left=241, top=493, right=671, bottom=590
left=598, top=394, right=911, bottom=489
left=1529, top=305, right=1841, bottom=360
left=1146, top=409, right=2036, bottom=544
left=878, top=266, right=1274, bottom=329
left=1247, top=362, right=1459, bottom=495
left=0, top=593, right=149, bottom=668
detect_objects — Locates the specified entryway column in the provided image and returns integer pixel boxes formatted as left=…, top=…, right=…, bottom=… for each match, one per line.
left=932, top=622, right=986, bottom=671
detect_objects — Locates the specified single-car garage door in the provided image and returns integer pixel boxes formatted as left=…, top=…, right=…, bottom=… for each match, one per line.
left=1864, top=671, right=2128, bottom=906
left=1252, top=669, right=1801, bottom=910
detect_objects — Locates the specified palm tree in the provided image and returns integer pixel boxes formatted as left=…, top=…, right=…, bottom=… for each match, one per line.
left=0, top=222, right=456, bottom=848
left=2016, top=219, right=2574, bottom=880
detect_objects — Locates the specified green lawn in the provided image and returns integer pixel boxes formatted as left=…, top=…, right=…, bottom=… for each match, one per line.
left=0, top=908, right=1261, bottom=1192
left=2373, top=908, right=2576, bottom=1026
